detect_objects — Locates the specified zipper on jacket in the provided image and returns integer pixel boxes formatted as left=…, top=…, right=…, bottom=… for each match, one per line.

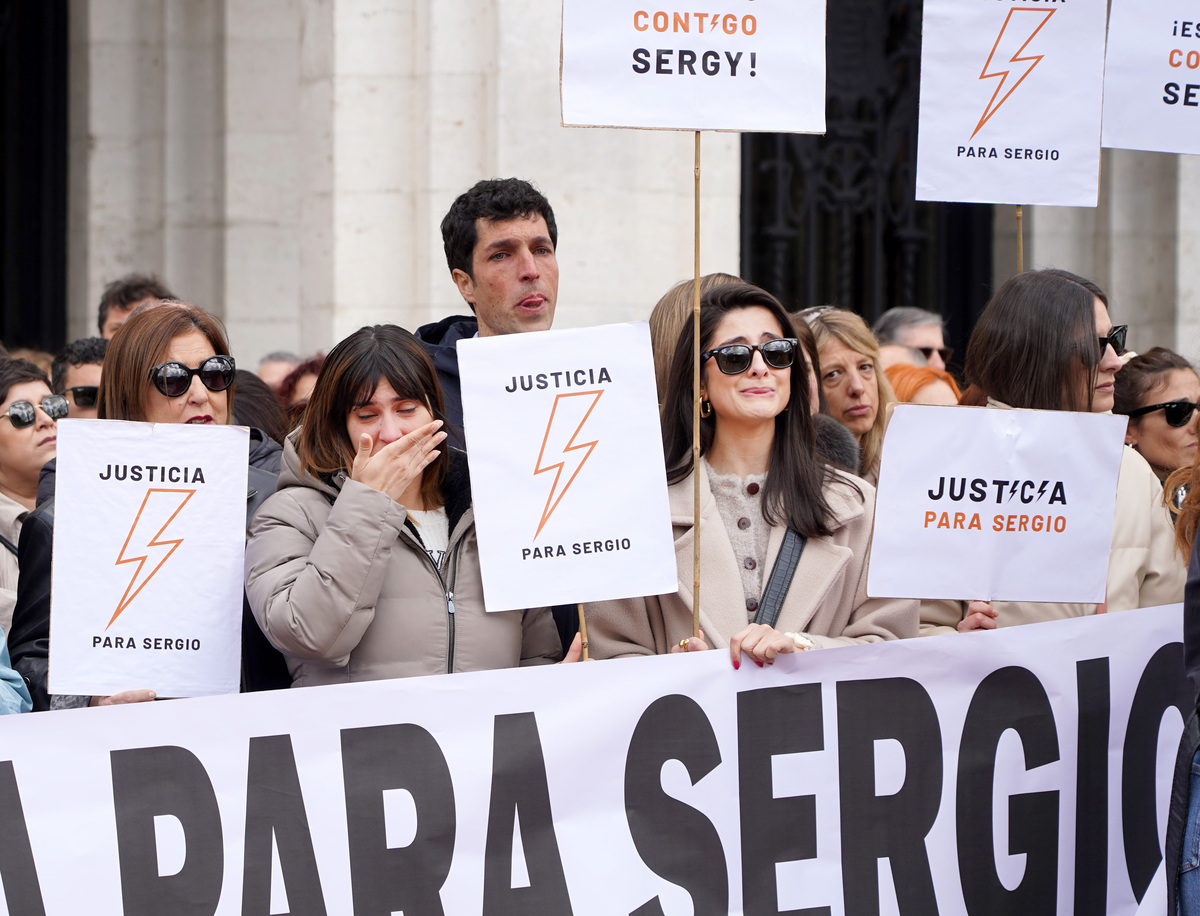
left=399, top=524, right=458, bottom=674
left=445, top=591, right=456, bottom=675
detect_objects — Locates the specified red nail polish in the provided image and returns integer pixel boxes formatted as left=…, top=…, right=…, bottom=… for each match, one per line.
left=754, top=658, right=764, bottom=667
left=733, top=658, right=740, bottom=670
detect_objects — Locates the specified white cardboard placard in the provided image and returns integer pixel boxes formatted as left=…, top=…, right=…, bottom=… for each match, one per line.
left=561, top=0, right=827, bottom=132
left=915, top=0, right=1108, bottom=207
left=458, top=322, right=676, bottom=611
left=1102, top=0, right=1200, bottom=155
left=48, top=420, right=248, bottom=698
left=868, top=405, right=1126, bottom=602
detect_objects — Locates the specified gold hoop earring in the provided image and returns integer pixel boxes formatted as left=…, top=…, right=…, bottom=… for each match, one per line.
left=700, top=400, right=712, bottom=418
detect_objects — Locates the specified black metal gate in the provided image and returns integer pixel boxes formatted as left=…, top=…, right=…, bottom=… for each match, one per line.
left=740, top=0, right=994, bottom=365
left=0, top=0, right=68, bottom=353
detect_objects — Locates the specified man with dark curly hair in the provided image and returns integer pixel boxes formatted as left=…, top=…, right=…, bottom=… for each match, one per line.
left=96, top=273, right=175, bottom=339
left=417, top=178, right=559, bottom=442
left=51, top=337, right=107, bottom=421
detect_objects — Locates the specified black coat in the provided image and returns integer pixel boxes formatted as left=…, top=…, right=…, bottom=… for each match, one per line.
left=9, top=429, right=290, bottom=710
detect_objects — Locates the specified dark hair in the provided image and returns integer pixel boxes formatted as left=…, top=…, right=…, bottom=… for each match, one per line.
left=1113, top=347, right=1195, bottom=416
left=97, top=273, right=176, bottom=334
left=964, top=269, right=1106, bottom=411
left=51, top=337, right=108, bottom=394
left=231, top=370, right=290, bottom=444
left=661, top=282, right=845, bottom=538
left=649, top=273, right=743, bottom=405
left=297, top=325, right=449, bottom=510
left=0, top=359, right=51, bottom=406
left=277, top=354, right=326, bottom=408
left=441, top=178, right=557, bottom=283
left=795, top=314, right=826, bottom=413
left=872, top=307, right=944, bottom=346
left=98, top=300, right=234, bottom=421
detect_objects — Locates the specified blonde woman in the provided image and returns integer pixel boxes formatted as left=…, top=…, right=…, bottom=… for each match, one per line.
left=802, top=308, right=895, bottom=484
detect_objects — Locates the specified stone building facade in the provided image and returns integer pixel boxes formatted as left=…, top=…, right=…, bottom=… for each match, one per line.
left=65, top=0, right=1200, bottom=364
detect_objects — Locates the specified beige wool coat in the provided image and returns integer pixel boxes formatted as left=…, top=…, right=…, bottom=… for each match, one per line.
left=586, top=465, right=918, bottom=657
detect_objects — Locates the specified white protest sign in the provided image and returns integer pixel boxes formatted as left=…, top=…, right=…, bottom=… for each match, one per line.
left=48, top=420, right=248, bottom=698
left=0, top=605, right=1182, bottom=913
left=868, top=405, right=1126, bottom=602
left=915, top=0, right=1108, bottom=207
left=1102, top=1, right=1200, bottom=155
left=458, top=322, right=676, bottom=611
left=561, top=0, right=826, bottom=132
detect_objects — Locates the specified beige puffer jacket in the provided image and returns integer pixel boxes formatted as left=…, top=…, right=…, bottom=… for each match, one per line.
left=245, top=441, right=561, bottom=686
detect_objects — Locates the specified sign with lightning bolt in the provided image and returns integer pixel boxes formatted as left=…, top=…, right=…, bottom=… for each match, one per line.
left=915, top=0, right=1108, bottom=207
left=1102, top=0, right=1200, bottom=156
left=867, top=405, right=1127, bottom=603
left=458, top=322, right=676, bottom=612
left=48, top=419, right=248, bottom=698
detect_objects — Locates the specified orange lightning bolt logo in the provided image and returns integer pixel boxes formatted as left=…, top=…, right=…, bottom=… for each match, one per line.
left=532, top=390, right=604, bottom=539
left=108, top=488, right=196, bottom=629
left=971, top=9, right=1056, bottom=140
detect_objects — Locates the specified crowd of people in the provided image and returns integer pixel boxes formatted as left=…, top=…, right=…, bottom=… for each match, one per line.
left=0, top=176, right=1199, bottom=899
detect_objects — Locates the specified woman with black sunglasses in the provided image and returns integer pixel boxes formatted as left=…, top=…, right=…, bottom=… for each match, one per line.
left=7, top=301, right=290, bottom=710
left=586, top=283, right=917, bottom=665
left=927, top=269, right=1184, bottom=635
left=0, top=359, right=66, bottom=634
left=1114, top=348, right=1200, bottom=487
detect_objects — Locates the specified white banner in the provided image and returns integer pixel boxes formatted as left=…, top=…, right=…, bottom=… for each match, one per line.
left=48, top=420, right=248, bottom=698
left=0, top=606, right=1184, bottom=914
left=458, top=323, right=676, bottom=611
left=868, top=405, right=1126, bottom=602
left=1102, top=0, right=1200, bottom=155
left=915, top=0, right=1108, bottom=207
left=560, top=0, right=826, bottom=132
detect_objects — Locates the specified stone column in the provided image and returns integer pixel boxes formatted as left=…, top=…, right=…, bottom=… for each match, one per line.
left=68, top=0, right=742, bottom=363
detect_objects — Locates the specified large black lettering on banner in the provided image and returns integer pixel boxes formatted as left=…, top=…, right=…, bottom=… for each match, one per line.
left=737, top=683, right=827, bottom=916
left=110, top=745, right=224, bottom=916
left=1123, top=642, right=1189, bottom=902
left=483, top=712, right=573, bottom=915
left=625, top=694, right=727, bottom=916
left=242, top=735, right=327, bottom=916
left=957, top=667, right=1060, bottom=915
left=341, top=723, right=456, bottom=916
left=836, top=678, right=942, bottom=916
left=1074, top=658, right=1110, bottom=916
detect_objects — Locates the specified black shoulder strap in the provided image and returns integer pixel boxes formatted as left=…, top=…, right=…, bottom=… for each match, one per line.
left=753, top=529, right=806, bottom=629
left=0, top=532, right=18, bottom=557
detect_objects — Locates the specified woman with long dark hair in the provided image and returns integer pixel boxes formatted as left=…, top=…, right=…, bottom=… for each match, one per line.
left=587, top=283, right=916, bottom=663
left=932, top=269, right=1183, bottom=633
left=244, top=324, right=566, bottom=684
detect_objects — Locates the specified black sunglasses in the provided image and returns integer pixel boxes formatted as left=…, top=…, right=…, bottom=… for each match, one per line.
left=1125, top=399, right=1200, bottom=428
left=702, top=338, right=799, bottom=375
left=149, top=355, right=236, bottom=399
left=67, top=385, right=98, bottom=408
left=0, top=395, right=69, bottom=428
left=1099, top=325, right=1128, bottom=359
left=917, top=345, right=954, bottom=364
